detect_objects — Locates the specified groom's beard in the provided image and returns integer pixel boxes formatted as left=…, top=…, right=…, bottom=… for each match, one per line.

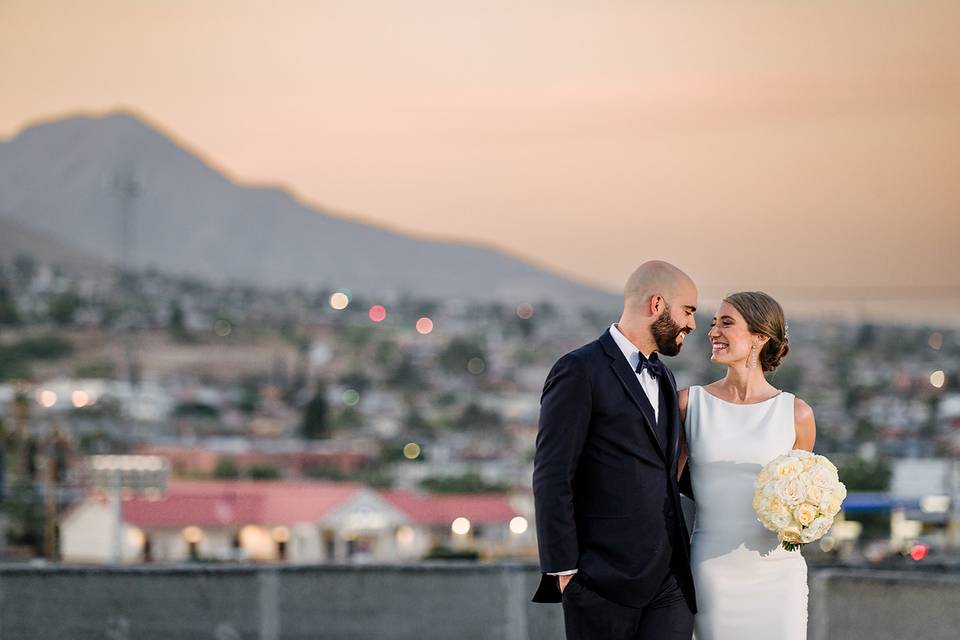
left=652, top=306, right=686, bottom=357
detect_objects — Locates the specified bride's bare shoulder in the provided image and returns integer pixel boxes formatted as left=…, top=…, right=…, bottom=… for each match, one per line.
left=793, top=397, right=816, bottom=450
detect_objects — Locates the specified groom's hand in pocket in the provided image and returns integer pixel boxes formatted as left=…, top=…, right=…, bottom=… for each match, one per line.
left=558, top=574, right=574, bottom=593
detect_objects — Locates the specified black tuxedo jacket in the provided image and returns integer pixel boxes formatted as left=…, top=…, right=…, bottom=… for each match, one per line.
left=531, top=330, right=696, bottom=612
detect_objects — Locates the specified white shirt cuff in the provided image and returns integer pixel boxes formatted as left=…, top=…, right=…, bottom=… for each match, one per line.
left=547, top=569, right=578, bottom=576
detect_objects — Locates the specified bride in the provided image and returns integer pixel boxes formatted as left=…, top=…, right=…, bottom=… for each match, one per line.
left=679, top=291, right=816, bottom=639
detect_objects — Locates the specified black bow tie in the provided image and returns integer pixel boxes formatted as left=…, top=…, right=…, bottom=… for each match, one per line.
left=636, top=352, right=665, bottom=379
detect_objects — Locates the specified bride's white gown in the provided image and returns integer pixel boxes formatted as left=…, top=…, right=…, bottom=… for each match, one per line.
left=684, top=385, right=808, bottom=640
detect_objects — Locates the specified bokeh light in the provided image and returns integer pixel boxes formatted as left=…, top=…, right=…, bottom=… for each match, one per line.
left=416, top=317, right=434, bottom=334
left=126, top=527, right=146, bottom=549
left=396, top=525, right=415, bottom=546
left=451, top=517, right=471, bottom=535
left=272, top=526, right=291, bottom=543
left=516, top=303, right=534, bottom=320
left=402, top=442, right=421, bottom=460
left=329, top=292, right=350, bottom=310
left=182, top=526, right=204, bottom=544
left=369, top=305, right=387, bottom=322
left=72, top=390, right=90, bottom=408
left=342, top=389, right=360, bottom=406
left=39, top=389, right=57, bottom=408
left=509, top=516, right=528, bottom=534
left=930, top=370, right=945, bottom=389
left=467, top=357, right=485, bottom=375
left=929, top=332, right=943, bottom=350
left=910, top=543, right=928, bottom=561
left=214, top=319, right=232, bottom=336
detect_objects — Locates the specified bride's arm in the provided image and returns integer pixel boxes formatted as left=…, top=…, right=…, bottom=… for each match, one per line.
left=677, top=388, right=689, bottom=480
left=793, top=397, right=816, bottom=451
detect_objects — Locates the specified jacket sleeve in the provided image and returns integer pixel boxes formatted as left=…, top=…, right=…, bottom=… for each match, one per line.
left=532, top=353, right=592, bottom=573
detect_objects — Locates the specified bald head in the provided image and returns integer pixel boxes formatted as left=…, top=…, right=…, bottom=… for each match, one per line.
left=618, top=260, right=699, bottom=356
left=624, top=260, right=696, bottom=312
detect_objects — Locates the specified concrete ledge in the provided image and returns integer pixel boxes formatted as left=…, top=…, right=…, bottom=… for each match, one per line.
left=0, top=563, right=956, bottom=639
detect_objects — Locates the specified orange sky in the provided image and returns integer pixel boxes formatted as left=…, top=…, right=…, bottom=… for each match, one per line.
left=2, top=1, right=959, bottom=319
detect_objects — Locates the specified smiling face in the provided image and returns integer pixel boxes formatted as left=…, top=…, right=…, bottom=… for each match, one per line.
left=708, top=301, right=765, bottom=366
left=653, top=278, right=698, bottom=356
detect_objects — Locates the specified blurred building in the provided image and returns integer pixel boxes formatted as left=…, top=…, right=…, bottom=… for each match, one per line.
left=59, top=480, right=529, bottom=564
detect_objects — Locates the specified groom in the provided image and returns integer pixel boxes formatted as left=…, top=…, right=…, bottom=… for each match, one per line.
left=532, top=261, right=699, bottom=639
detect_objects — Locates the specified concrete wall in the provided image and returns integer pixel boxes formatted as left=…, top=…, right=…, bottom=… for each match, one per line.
left=0, top=563, right=956, bottom=640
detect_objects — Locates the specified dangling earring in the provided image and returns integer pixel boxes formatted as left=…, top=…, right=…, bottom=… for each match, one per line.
left=749, top=345, right=758, bottom=369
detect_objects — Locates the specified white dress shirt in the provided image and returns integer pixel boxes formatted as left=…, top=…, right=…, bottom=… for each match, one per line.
left=548, top=325, right=661, bottom=577
left=608, top=323, right=660, bottom=422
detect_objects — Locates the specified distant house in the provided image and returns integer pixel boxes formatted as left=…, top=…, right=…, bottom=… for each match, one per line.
left=59, top=480, right=525, bottom=564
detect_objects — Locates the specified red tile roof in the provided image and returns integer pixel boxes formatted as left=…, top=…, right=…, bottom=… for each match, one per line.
left=121, top=480, right=364, bottom=528
left=379, top=491, right=517, bottom=525
left=105, top=480, right=516, bottom=529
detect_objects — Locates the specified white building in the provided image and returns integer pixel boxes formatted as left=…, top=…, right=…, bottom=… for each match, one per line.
left=60, top=479, right=528, bottom=564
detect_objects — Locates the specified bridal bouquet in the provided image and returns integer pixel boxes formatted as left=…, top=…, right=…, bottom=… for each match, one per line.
left=753, top=450, right=847, bottom=551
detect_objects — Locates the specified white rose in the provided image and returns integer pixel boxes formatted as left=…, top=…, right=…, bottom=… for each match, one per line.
left=808, top=465, right=838, bottom=489
left=769, top=504, right=794, bottom=530
left=803, top=516, right=834, bottom=542
left=775, top=477, right=807, bottom=506
left=794, top=503, right=818, bottom=527
left=817, top=490, right=835, bottom=513
left=776, top=459, right=804, bottom=478
left=814, top=454, right=838, bottom=472
left=805, top=484, right=823, bottom=504
left=780, top=526, right=802, bottom=544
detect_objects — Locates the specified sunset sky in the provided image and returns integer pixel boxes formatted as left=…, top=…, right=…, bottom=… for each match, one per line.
left=2, top=1, right=958, bottom=319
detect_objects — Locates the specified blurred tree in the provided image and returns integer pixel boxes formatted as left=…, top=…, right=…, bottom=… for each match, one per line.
left=374, top=339, right=400, bottom=369
left=386, top=354, right=425, bottom=393
left=853, top=420, right=878, bottom=442
left=437, top=337, right=487, bottom=375
left=213, top=457, right=241, bottom=479
left=1, top=480, right=43, bottom=549
left=74, top=359, right=117, bottom=379
left=771, top=364, right=803, bottom=391
left=0, top=345, right=31, bottom=380
left=855, top=323, right=876, bottom=350
left=237, top=375, right=262, bottom=415
left=0, top=284, right=20, bottom=326
left=420, top=473, right=508, bottom=493
left=339, top=371, right=371, bottom=395
left=248, top=464, right=281, bottom=480
left=47, top=290, right=82, bottom=326
left=13, top=254, right=36, bottom=287
left=168, top=299, right=192, bottom=342
left=457, top=402, right=503, bottom=431
left=331, top=405, right=363, bottom=431
left=403, top=404, right=433, bottom=434
left=838, top=457, right=892, bottom=492
left=302, top=385, right=330, bottom=439
left=16, top=335, right=73, bottom=360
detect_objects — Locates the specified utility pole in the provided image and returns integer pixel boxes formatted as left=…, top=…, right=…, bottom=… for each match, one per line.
left=112, top=167, right=143, bottom=389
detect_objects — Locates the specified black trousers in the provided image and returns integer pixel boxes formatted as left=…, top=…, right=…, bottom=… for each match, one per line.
left=561, top=570, right=694, bottom=640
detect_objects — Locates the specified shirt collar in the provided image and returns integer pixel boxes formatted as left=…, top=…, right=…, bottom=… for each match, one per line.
left=609, top=323, right=643, bottom=371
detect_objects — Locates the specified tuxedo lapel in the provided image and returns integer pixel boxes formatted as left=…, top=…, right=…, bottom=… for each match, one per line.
left=598, top=331, right=667, bottom=461
left=659, top=367, right=680, bottom=463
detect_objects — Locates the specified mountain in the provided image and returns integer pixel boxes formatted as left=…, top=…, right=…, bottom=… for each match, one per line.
left=0, top=216, right=109, bottom=275
left=0, top=111, right=617, bottom=308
